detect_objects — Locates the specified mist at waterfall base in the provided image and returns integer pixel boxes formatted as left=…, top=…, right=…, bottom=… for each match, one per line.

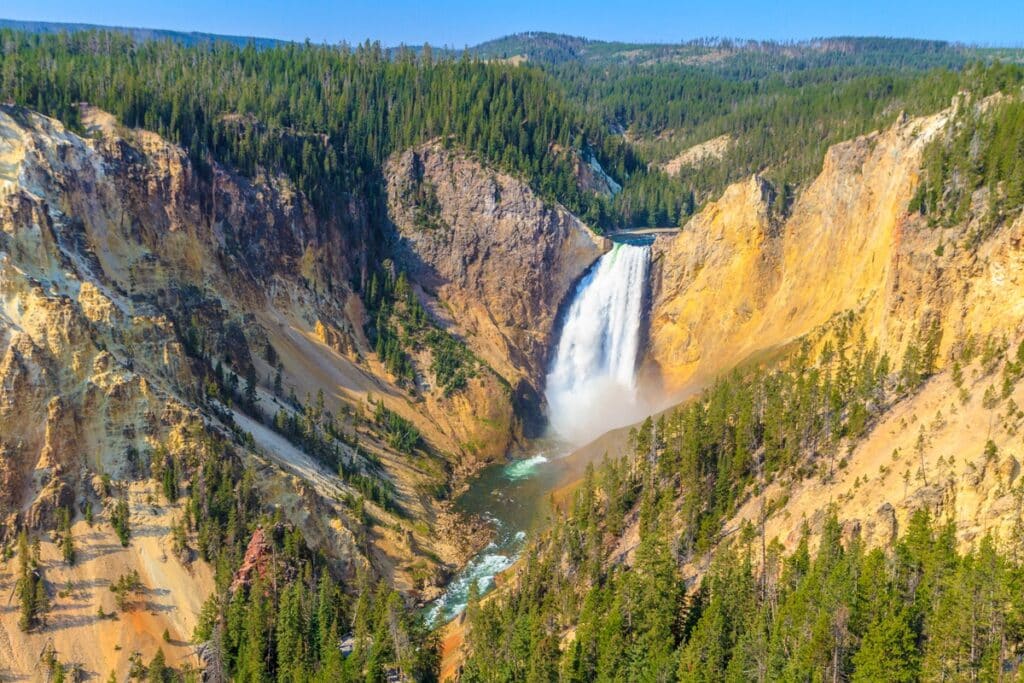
left=545, top=243, right=652, bottom=444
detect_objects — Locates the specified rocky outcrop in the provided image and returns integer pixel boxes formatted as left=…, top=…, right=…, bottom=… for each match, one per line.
left=645, top=174, right=781, bottom=391
left=663, top=134, right=733, bottom=176
left=647, top=105, right=1024, bottom=397
left=571, top=150, right=622, bottom=197
left=230, top=526, right=276, bottom=593
left=385, top=142, right=607, bottom=428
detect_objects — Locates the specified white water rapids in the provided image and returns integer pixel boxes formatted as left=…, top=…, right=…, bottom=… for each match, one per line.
left=545, top=242, right=651, bottom=443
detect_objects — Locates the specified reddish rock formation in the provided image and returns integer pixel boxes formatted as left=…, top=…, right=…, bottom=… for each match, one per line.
left=230, top=527, right=275, bottom=593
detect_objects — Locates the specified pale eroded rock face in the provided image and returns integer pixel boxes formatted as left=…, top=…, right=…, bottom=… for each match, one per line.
left=646, top=108, right=1020, bottom=396
left=0, top=106, right=528, bottom=599
left=0, top=110, right=202, bottom=517
left=646, top=174, right=780, bottom=391
left=385, top=142, right=608, bottom=429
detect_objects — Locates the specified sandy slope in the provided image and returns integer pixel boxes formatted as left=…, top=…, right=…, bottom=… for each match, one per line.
left=0, top=482, right=212, bottom=679
left=724, top=347, right=1024, bottom=565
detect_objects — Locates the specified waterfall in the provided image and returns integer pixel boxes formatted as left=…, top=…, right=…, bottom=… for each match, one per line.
left=427, top=243, right=651, bottom=626
left=545, top=242, right=651, bottom=443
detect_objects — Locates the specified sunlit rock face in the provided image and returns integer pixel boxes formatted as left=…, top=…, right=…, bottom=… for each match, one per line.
left=646, top=109, right=982, bottom=396
left=384, top=141, right=607, bottom=433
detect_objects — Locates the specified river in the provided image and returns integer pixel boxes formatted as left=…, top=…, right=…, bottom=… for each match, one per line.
left=424, top=439, right=570, bottom=625
left=426, top=242, right=652, bottom=626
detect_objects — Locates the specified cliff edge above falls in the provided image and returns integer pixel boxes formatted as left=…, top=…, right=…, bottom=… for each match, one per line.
left=385, top=141, right=608, bottom=430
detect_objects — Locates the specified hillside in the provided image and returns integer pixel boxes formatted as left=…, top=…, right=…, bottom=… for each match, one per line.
left=0, top=100, right=611, bottom=678
left=455, top=95, right=1024, bottom=680
left=0, top=18, right=283, bottom=48
left=470, top=32, right=997, bottom=68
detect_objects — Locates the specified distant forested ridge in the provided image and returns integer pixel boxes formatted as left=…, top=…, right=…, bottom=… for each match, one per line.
left=471, top=33, right=1024, bottom=221
left=469, top=32, right=990, bottom=69
left=544, top=56, right=1024, bottom=214
left=3, top=28, right=1022, bottom=230
left=0, top=18, right=284, bottom=48
left=0, top=29, right=640, bottom=230
left=471, top=32, right=1024, bottom=217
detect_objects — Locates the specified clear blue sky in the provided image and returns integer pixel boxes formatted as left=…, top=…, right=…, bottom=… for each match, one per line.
left=4, top=0, right=1022, bottom=47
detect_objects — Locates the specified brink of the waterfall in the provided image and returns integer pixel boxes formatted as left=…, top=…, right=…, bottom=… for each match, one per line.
left=545, top=242, right=651, bottom=443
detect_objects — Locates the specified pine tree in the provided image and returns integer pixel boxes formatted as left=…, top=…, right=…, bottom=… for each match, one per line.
left=147, top=648, right=169, bottom=683
left=58, top=507, right=76, bottom=565
left=244, top=364, right=258, bottom=407
left=237, top=580, right=269, bottom=682
left=33, top=577, right=49, bottom=629
left=161, top=455, right=178, bottom=502
left=111, top=497, right=131, bottom=547
left=16, top=530, right=38, bottom=631
left=852, top=610, right=918, bottom=682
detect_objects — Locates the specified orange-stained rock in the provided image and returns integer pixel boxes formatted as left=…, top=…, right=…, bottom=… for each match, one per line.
left=230, top=526, right=276, bottom=593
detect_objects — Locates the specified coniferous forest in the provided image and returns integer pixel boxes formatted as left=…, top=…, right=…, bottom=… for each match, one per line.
left=3, top=30, right=1021, bottom=231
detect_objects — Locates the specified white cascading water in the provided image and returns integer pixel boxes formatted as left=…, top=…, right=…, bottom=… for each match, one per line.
left=545, top=242, right=651, bottom=443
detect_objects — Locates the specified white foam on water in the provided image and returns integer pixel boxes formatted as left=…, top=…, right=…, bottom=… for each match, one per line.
left=425, top=552, right=514, bottom=626
left=503, top=454, right=550, bottom=480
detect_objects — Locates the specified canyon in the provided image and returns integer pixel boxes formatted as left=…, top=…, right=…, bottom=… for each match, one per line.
left=1, top=84, right=1023, bottom=679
